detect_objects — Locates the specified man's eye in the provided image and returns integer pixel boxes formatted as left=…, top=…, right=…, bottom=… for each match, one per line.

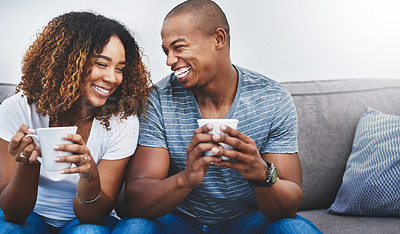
left=175, top=45, right=184, bottom=51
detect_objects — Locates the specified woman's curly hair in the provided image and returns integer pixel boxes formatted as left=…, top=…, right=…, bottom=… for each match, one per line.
left=17, top=11, right=152, bottom=129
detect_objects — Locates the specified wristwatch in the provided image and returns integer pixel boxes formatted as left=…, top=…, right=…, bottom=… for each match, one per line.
left=249, top=160, right=277, bottom=187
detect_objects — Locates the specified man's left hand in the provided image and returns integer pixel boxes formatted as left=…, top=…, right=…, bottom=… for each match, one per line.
left=212, top=125, right=268, bottom=181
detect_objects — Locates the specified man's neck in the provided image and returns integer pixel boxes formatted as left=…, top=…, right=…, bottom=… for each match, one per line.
left=193, top=65, right=238, bottom=119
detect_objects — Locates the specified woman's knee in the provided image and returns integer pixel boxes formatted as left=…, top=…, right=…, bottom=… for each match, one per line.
left=0, top=210, right=49, bottom=234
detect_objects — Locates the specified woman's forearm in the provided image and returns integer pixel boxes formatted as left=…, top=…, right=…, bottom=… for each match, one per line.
left=0, top=163, right=41, bottom=224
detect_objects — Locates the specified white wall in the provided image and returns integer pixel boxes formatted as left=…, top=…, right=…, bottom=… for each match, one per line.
left=1, top=0, right=400, bottom=85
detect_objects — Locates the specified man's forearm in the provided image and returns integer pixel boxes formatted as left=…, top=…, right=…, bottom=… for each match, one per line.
left=125, top=171, right=193, bottom=218
left=254, top=178, right=303, bottom=219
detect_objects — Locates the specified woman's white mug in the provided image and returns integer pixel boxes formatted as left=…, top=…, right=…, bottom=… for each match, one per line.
left=26, top=126, right=77, bottom=170
left=197, top=119, right=239, bottom=161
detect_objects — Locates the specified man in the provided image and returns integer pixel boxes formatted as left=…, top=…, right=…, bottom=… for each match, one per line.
left=115, top=0, right=321, bottom=233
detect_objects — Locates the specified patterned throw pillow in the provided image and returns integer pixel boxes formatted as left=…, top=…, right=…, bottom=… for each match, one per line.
left=328, top=108, right=400, bottom=216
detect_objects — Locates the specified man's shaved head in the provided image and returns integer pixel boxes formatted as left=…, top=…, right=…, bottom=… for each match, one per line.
left=164, top=0, right=230, bottom=44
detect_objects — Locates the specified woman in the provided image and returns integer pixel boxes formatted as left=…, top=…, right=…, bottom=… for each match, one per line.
left=0, top=12, right=151, bottom=233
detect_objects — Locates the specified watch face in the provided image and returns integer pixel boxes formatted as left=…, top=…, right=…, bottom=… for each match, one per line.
left=271, top=167, right=278, bottom=183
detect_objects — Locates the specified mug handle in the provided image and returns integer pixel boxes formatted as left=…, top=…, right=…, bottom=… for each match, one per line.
left=25, top=134, right=42, bottom=164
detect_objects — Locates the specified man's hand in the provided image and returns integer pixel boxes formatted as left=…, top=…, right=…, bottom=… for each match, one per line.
left=211, top=124, right=268, bottom=181
left=183, top=124, right=222, bottom=188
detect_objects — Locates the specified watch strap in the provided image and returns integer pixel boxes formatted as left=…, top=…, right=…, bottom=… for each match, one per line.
left=249, top=160, right=277, bottom=187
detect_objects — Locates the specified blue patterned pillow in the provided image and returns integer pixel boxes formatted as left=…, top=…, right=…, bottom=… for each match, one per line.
left=328, top=108, right=400, bottom=216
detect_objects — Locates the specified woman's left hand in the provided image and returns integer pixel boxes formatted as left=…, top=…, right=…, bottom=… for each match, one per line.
left=54, top=134, right=98, bottom=181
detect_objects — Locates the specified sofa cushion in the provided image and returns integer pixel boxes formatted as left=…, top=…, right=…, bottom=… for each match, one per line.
left=328, top=108, right=400, bottom=216
left=298, top=209, right=400, bottom=234
left=282, top=79, right=400, bottom=210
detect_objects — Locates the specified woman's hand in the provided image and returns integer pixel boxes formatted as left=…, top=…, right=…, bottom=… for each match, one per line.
left=8, top=124, right=41, bottom=165
left=53, top=134, right=99, bottom=181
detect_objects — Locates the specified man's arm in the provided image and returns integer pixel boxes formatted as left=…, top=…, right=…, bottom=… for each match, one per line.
left=125, top=124, right=221, bottom=218
left=125, top=145, right=191, bottom=218
left=212, top=126, right=302, bottom=219
left=254, top=152, right=302, bottom=219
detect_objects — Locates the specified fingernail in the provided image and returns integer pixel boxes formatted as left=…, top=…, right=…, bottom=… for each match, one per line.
left=220, top=125, right=227, bottom=131
left=211, top=147, right=220, bottom=154
left=53, top=145, right=60, bottom=150
left=58, top=170, right=65, bottom=174
left=213, top=134, right=221, bottom=141
left=28, top=128, right=35, bottom=134
left=207, top=124, right=214, bottom=129
left=62, top=134, right=68, bottom=139
left=54, top=157, right=60, bottom=162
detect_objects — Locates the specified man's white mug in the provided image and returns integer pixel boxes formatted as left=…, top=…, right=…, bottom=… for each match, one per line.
left=26, top=126, right=77, bottom=170
left=197, top=119, right=239, bottom=161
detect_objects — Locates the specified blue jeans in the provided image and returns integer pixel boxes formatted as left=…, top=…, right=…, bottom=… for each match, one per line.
left=113, top=211, right=322, bottom=234
left=0, top=209, right=119, bottom=233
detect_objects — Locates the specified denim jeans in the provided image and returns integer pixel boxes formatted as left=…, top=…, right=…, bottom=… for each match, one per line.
left=113, top=211, right=322, bottom=234
left=0, top=209, right=119, bottom=234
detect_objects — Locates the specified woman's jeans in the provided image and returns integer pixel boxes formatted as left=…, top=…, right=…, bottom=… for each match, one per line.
left=0, top=209, right=118, bottom=234
left=113, top=210, right=322, bottom=234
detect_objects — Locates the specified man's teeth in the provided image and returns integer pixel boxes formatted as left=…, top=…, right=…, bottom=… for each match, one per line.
left=174, top=66, right=191, bottom=79
left=92, top=85, right=110, bottom=94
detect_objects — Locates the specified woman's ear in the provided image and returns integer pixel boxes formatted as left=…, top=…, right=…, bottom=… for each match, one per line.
left=214, top=28, right=227, bottom=50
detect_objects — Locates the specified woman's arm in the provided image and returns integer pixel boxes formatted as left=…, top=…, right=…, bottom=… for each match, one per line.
left=54, top=132, right=131, bottom=224
left=73, top=157, right=130, bottom=223
left=0, top=125, right=41, bottom=224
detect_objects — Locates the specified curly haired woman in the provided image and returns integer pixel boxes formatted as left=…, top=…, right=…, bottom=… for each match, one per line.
left=0, top=11, right=151, bottom=233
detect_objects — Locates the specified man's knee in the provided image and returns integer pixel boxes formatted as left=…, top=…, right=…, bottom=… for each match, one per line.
left=113, top=217, right=160, bottom=233
left=266, top=215, right=322, bottom=234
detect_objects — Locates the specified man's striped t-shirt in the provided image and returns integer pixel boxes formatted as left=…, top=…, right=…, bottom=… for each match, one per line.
left=138, top=65, right=298, bottom=225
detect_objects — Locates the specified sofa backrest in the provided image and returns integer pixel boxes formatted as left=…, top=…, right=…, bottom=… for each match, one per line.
left=0, top=83, right=17, bottom=104
left=282, top=79, right=400, bottom=210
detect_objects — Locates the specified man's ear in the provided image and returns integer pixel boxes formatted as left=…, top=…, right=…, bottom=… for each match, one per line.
left=214, top=28, right=227, bottom=50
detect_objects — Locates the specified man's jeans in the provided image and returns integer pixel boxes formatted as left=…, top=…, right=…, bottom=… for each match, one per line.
left=113, top=211, right=322, bottom=233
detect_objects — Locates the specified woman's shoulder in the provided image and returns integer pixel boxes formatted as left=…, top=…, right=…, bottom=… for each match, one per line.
left=110, top=114, right=139, bottom=126
left=94, top=114, right=139, bottom=134
left=1, top=91, right=28, bottom=107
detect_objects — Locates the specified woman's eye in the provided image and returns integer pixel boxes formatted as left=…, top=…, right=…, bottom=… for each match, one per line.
left=116, top=67, right=125, bottom=72
left=96, top=62, right=106, bottom=67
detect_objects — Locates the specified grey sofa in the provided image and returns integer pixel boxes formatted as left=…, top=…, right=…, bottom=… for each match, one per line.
left=283, top=79, right=400, bottom=233
left=1, top=79, right=399, bottom=233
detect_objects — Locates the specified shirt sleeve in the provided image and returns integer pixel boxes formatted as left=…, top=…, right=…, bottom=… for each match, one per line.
left=0, top=93, right=28, bottom=142
left=263, top=89, right=298, bottom=154
left=101, top=115, right=140, bottom=160
left=137, top=88, right=168, bottom=149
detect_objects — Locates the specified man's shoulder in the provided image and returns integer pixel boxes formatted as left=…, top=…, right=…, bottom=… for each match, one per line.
left=150, top=74, right=192, bottom=104
left=153, top=73, right=181, bottom=92
left=236, top=65, right=288, bottom=95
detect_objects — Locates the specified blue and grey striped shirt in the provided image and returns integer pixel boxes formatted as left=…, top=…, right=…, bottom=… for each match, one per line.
left=138, top=65, right=298, bottom=225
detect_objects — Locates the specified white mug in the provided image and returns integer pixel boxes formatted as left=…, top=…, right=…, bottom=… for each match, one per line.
left=26, top=126, right=77, bottom=170
left=197, top=119, right=239, bottom=161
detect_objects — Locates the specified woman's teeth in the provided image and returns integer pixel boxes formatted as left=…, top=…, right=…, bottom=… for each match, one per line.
left=92, top=84, right=110, bottom=94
